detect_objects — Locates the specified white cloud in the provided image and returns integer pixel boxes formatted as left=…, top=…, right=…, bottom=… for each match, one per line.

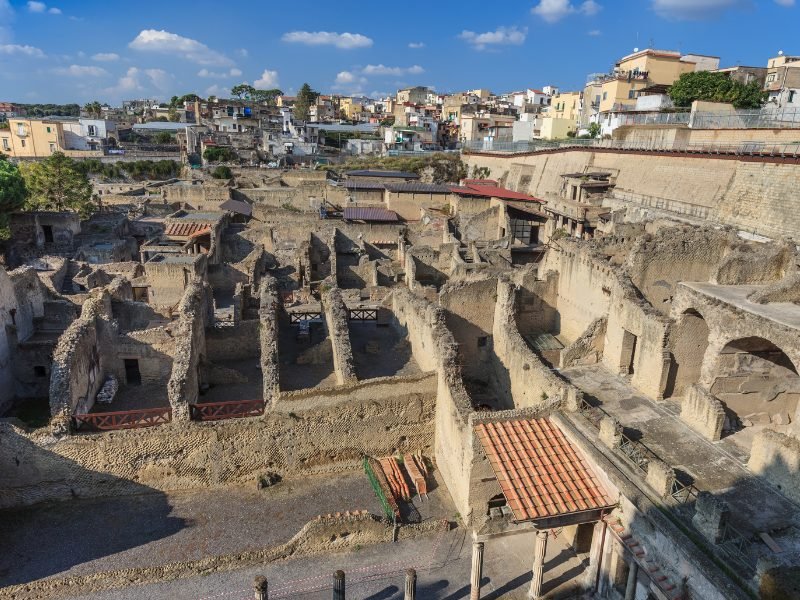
left=48, top=7, right=61, bottom=14
left=335, top=71, right=357, bottom=84
left=588, top=29, right=602, bottom=36
left=775, top=0, right=795, bottom=5
left=281, top=31, right=373, bottom=49
left=408, top=42, right=425, bottom=49
left=54, top=64, right=108, bottom=77
left=205, top=84, right=224, bottom=97
left=254, top=69, right=279, bottom=88
left=363, top=64, right=424, bottom=76
left=459, top=26, right=527, bottom=50
left=197, top=67, right=242, bottom=78
left=531, top=0, right=601, bottom=23
left=129, top=29, right=233, bottom=66
left=0, top=43, right=45, bottom=57
left=236, top=48, right=248, bottom=58
left=91, top=52, right=119, bottom=62
left=26, top=1, right=45, bottom=12
left=651, top=0, right=745, bottom=20
left=105, top=66, right=171, bottom=97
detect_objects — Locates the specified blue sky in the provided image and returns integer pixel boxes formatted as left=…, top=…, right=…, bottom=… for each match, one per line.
left=0, top=0, right=797, bottom=104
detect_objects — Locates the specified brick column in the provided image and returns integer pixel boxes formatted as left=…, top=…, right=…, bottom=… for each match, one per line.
left=333, top=570, right=345, bottom=600
left=253, top=576, right=268, bottom=600
left=470, top=541, right=484, bottom=600
left=645, top=459, right=675, bottom=499
left=599, top=416, right=622, bottom=449
left=404, top=568, right=417, bottom=600
left=528, top=530, right=548, bottom=599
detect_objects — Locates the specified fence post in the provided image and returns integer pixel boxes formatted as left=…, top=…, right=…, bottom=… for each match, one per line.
left=254, top=576, right=268, bottom=600
left=333, top=570, right=345, bottom=600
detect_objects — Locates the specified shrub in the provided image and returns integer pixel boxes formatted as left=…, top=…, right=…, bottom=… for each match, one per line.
left=211, top=166, right=233, bottom=179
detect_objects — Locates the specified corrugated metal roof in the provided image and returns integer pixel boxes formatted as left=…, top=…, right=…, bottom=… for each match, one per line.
left=384, top=182, right=452, bottom=194
left=220, top=199, right=253, bottom=216
left=344, top=180, right=387, bottom=190
left=343, top=207, right=400, bottom=222
left=474, top=418, right=614, bottom=522
left=345, top=170, right=420, bottom=179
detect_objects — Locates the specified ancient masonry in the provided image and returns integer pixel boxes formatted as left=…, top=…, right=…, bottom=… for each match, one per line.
left=1, top=150, right=800, bottom=599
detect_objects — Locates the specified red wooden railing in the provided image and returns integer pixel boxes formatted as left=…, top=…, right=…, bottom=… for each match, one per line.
left=72, top=407, right=172, bottom=431
left=190, top=399, right=265, bottom=421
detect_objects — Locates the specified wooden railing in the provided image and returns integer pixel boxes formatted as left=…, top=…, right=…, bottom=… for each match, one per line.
left=190, top=399, right=264, bottom=421
left=72, top=407, right=172, bottom=431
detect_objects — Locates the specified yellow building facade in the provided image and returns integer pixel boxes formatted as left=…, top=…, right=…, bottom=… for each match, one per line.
left=0, top=118, right=66, bottom=158
left=596, top=50, right=717, bottom=113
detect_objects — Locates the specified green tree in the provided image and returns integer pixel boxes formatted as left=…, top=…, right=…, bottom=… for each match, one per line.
left=0, top=154, right=27, bottom=235
left=203, top=147, right=237, bottom=162
left=669, top=71, right=766, bottom=109
left=211, top=165, right=233, bottom=179
left=252, top=88, right=284, bottom=105
left=83, top=101, right=102, bottom=118
left=293, top=83, right=319, bottom=122
left=20, top=152, right=94, bottom=215
left=231, top=84, right=256, bottom=100
left=168, top=107, right=180, bottom=122
left=153, top=131, right=174, bottom=144
left=588, top=122, right=602, bottom=138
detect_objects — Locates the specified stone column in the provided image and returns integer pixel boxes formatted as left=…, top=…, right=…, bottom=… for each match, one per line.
left=405, top=568, right=417, bottom=600
left=254, top=576, right=268, bottom=600
left=333, top=570, right=345, bottom=600
left=624, top=560, right=638, bottom=600
left=470, top=541, right=484, bottom=600
left=528, top=530, right=548, bottom=599
left=576, top=221, right=585, bottom=238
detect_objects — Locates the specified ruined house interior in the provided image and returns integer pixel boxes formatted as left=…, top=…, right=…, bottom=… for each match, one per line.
left=1, top=155, right=799, bottom=600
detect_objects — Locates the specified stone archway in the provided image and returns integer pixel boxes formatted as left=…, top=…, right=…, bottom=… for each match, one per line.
left=664, top=309, right=710, bottom=399
left=710, top=337, right=800, bottom=428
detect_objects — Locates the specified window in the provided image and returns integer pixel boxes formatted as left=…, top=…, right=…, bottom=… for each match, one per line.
left=20, top=139, right=25, bottom=148
left=1, top=138, right=8, bottom=150
left=628, top=89, right=636, bottom=99
left=49, top=143, right=55, bottom=153
left=42, top=225, right=53, bottom=243
left=17, top=123, right=25, bottom=135
left=46, top=126, right=51, bottom=133
left=790, top=90, right=797, bottom=103
left=602, top=92, right=608, bottom=100
left=88, top=125, right=96, bottom=136
left=477, top=336, right=488, bottom=348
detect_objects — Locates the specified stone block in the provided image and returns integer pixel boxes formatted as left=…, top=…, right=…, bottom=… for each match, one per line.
left=692, top=491, right=730, bottom=544
left=599, top=416, right=622, bottom=449
left=680, top=385, right=725, bottom=442
left=645, top=459, right=675, bottom=499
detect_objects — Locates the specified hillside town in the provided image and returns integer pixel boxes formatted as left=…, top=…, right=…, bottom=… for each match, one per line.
left=2, top=7, right=800, bottom=599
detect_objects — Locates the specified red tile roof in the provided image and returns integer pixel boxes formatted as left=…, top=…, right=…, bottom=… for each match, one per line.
left=449, top=184, right=542, bottom=203
left=165, top=222, right=210, bottom=237
left=475, top=418, right=614, bottom=521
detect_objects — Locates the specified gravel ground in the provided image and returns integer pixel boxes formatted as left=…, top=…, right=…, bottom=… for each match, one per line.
left=0, top=471, right=381, bottom=587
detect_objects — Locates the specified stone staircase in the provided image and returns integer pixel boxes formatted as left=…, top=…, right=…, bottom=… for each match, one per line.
left=605, top=516, right=685, bottom=600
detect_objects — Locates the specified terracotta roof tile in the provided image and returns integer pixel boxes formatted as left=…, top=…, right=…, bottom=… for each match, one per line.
left=474, top=417, right=614, bottom=522
left=165, top=222, right=210, bottom=237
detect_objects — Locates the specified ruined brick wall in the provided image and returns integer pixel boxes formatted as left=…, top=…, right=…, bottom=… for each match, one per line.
left=258, top=275, right=280, bottom=407
left=492, top=279, right=580, bottom=411
left=167, top=281, right=210, bottom=421
left=748, top=430, right=800, bottom=505
left=680, top=385, right=726, bottom=441
left=0, top=372, right=436, bottom=508
left=391, top=288, right=477, bottom=520
left=321, top=285, right=357, bottom=385
left=162, top=182, right=231, bottom=209
left=48, top=293, right=114, bottom=424
left=464, top=150, right=800, bottom=240
left=205, top=320, right=260, bottom=361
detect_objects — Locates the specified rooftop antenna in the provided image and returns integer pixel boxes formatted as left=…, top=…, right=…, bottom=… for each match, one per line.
left=649, top=37, right=654, bottom=49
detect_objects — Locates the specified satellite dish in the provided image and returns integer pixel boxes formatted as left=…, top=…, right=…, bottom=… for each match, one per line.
left=778, top=50, right=784, bottom=56
left=634, top=47, right=639, bottom=53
